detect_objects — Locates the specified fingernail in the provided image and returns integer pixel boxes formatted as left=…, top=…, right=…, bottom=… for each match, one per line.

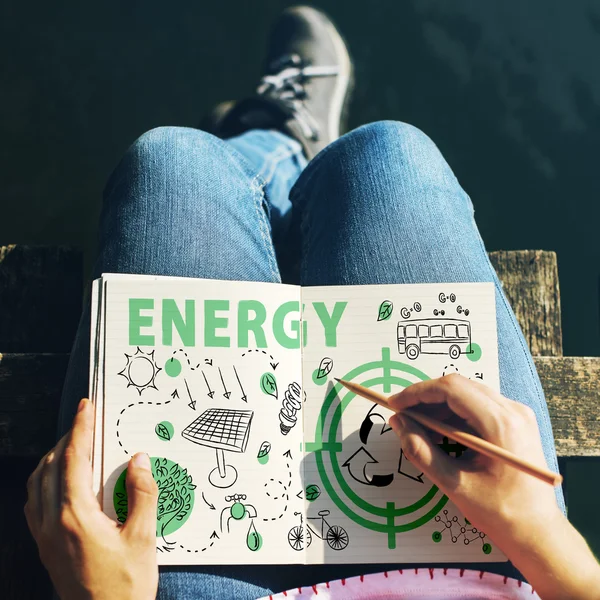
left=77, top=398, right=88, bottom=413
left=132, top=453, right=151, bottom=470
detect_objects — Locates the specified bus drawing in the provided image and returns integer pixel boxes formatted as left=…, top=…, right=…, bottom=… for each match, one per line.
left=397, top=318, right=472, bottom=360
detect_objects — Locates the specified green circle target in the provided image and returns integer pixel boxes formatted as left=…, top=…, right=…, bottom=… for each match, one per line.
left=308, top=347, right=449, bottom=549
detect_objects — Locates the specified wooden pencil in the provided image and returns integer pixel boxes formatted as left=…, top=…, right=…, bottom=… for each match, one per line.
left=334, top=377, right=562, bottom=487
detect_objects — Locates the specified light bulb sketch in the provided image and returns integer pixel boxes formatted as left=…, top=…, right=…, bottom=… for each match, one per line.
left=279, top=382, right=302, bottom=435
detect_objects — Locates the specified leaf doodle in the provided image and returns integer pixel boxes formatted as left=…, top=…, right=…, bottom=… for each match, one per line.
left=305, top=484, right=321, bottom=502
left=155, top=421, right=174, bottom=442
left=377, top=300, right=393, bottom=321
left=257, top=441, right=271, bottom=459
left=316, top=357, right=333, bottom=380
left=260, top=372, right=278, bottom=399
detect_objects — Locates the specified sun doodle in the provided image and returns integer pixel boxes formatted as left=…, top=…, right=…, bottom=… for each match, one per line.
left=118, top=347, right=162, bottom=395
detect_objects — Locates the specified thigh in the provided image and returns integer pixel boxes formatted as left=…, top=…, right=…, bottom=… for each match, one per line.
left=290, top=120, right=564, bottom=581
left=59, top=127, right=282, bottom=599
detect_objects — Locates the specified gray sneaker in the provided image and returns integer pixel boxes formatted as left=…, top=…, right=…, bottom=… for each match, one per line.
left=201, top=6, right=353, bottom=159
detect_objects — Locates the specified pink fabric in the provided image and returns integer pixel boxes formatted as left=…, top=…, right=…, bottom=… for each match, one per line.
left=260, top=568, right=541, bottom=600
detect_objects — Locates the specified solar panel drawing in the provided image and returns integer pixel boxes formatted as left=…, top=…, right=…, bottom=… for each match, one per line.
left=182, top=408, right=254, bottom=488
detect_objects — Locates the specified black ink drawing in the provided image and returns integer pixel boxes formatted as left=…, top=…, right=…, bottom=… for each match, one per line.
left=305, top=484, right=321, bottom=502
left=115, top=398, right=172, bottom=455
left=171, top=349, right=201, bottom=371
left=218, top=367, right=231, bottom=400
left=438, top=292, right=456, bottom=303
left=437, top=436, right=468, bottom=458
left=279, top=382, right=302, bottom=435
left=400, top=302, right=422, bottom=320
left=261, top=451, right=292, bottom=522
left=315, top=357, right=333, bottom=380
left=359, top=405, right=393, bottom=443
left=184, top=378, right=196, bottom=410
left=171, top=389, right=179, bottom=399
left=342, top=447, right=394, bottom=487
left=201, top=491, right=216, bottom=510
left=260, top=372, right=278, bottom=399
left=233, top=365, right=247, bottom=402
left=398, top=449, right=425, bottom=483
left=202, top=370, right=215, bottom=399
left=181, top=407, right=254, bottom=488
left=220, top=493, right=258, bottom=533
left=257, top=441, right=271, bottom=461
left=220, top=494, right=263, bottom=551
left=288, top=510, right=349, bottom=551
left=241, top=348, right=279, bottom=370
left=432, top=309, right=445, bottom=316
left=174, top=531, right=219, bottom=555
left=377, top=300, right=393, bottom=321
left=397, top=317, right=472, bottom=360
left=432, top=509, right=492, bottom=554
left=118, top=348, right=161, bottom=395
left=442, top=363, right=460, bottom=377
left=456, top=305, right=470, bottom=316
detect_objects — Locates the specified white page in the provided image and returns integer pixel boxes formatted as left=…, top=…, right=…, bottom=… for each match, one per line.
left=300, top=283, right=505, bottom=564
left=99, top=276, right=305, bottom=565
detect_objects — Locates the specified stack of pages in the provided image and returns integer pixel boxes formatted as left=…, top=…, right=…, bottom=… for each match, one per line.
left=90, top=274, right=504, bottom=565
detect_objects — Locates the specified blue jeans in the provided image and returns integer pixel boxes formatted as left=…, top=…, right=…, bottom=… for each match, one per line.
left=59, top=121, right=565, bottom=600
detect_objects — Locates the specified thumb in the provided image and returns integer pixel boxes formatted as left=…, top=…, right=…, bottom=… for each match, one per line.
left=390, top=413, right=457, bottom=491
left=123, top=453, right=158, bottom=542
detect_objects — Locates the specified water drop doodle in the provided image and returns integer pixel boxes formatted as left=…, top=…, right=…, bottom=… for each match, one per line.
left=279, top=382, right=302, bottom=435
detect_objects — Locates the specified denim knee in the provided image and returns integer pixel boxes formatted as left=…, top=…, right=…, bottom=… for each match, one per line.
left=296, top=120, right=468, bottom=216
left=102, top=126, right=254, bottom=208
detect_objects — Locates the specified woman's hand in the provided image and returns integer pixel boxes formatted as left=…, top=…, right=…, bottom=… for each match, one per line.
left=25, top=398, right=159, bottom=600
left=387, top=375, right=600, bottom=598
left=387, top=374, right=561, bottom=548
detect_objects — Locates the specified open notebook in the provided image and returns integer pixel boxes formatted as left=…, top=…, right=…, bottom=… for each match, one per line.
left=90, top=274, right=504, bottom=565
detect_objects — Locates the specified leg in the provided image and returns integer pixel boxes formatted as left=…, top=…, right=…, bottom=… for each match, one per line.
left=58, top=126, right=300, bottom=600
left=288, top=120, right=565, bottom=584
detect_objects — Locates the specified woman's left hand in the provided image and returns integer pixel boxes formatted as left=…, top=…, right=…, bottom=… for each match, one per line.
left=25, top=398, right=159, bottom=600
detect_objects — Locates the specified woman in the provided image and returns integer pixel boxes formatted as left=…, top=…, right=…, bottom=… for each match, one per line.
left=25, top=6, right=600, bottom=599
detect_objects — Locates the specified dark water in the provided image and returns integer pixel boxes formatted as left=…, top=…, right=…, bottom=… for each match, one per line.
left=1, top=0, right=598, bottom=549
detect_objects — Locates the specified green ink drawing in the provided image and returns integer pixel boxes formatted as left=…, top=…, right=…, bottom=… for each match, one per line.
left=165, top=357, right=182, bottom=378
left=316, top=357, right=333, bottom=380
left=305, top=484, right=321, bottom=502
left=257, top=441, right=271, bottom=465
left=466, top=342, right=482, bottom=362
left=246, top=520, right=262, bottom=551
left=482, top=543, right=492, bottom=554
left=155, top=421, right=174, bottom=441
left=377, top=300, right=393, bottom=321
left=113, top=457, right=196, bottom=544
left=432, top=531, right=442, bottom=542
left=260, top=372, right=278, bottom=399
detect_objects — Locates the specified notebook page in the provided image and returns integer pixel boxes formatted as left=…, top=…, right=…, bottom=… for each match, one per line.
left=100, top=276, right=305, bottom=565
left=300, top=283, right=505, bottom=564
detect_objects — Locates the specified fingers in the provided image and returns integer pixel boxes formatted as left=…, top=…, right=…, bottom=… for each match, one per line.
left=387, top=374, right=504, bottom=435
left=389, top=413, right=457, bottom=490
left=122, top=453, right=158, bottom=542
left=61, top=399, right=96, bottom=507
left=40, top=435, right=69, bottom=527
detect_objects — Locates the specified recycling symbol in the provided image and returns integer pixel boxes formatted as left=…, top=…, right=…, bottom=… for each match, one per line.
left=342, top=405, right=425, bottom=487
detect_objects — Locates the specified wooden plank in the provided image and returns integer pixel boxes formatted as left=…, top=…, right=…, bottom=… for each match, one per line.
left=0, top=353, right=69, bottom=457
left=0, top=457, right=52, bottom=600
left=0, top=245, right=82, bottom=352
left=534, top=356, right=600, bottom=457
left=489, top=250, right=563, bottom=357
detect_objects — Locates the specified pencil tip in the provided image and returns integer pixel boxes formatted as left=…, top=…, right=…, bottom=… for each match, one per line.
left=334, top=377, right=341, bottom=383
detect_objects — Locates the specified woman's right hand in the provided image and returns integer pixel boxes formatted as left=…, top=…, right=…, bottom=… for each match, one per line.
left=386, top=374, right=563, bottom=551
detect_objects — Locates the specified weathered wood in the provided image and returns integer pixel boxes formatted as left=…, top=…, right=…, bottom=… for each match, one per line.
left=489, top=250, right=562, bottom=357
left=0, top=353, right=69, bottom=457
left=0, top=245, right=82, bottom=352
left=0, top=457, right=52, bottom=600
left=534, top=356, right=600, bottom=457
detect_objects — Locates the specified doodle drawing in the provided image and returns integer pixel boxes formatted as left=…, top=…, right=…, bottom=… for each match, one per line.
left=432, top=510, right=492, bottom=554
left=257, top=441, right=271, bottom=464
left=288, top=510, right=349, bottom=552
left=279, top=382, right=302, bottom=435
left=220, top=494, right=262, bottom=551
left=118, top=348, right=161, bottom=395
left=181, top=408, right=254, bottom=488
left=397, top=318, right=472, bottom=360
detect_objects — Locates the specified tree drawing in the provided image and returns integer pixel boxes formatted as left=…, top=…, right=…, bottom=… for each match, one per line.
left=113, top=457, right=196, bottom=548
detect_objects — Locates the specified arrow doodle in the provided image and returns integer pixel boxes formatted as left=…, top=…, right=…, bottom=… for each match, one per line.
left=202, top=370, right=215, bottom=399
left=184, top=378, right=195, bottom=410
left=219, top=367, right=231, bottom=399
left=175, top=530, right=219, bottom=554
left=171, top=389, right=179, bottom=399
left=283, top=449, right=293, bottom=460
left=202, top=491, right=216, bottom=510
left=359, top=407, right=392, bottom=444
left=233, top=366, right=247, bottom=402
left=270, top=362, right=279, bottom=370
left=342, top=447, right=394, bottom=487
left=241, top=349, right=279, bottom=371
left=398, top=449, right=425, bottom=483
